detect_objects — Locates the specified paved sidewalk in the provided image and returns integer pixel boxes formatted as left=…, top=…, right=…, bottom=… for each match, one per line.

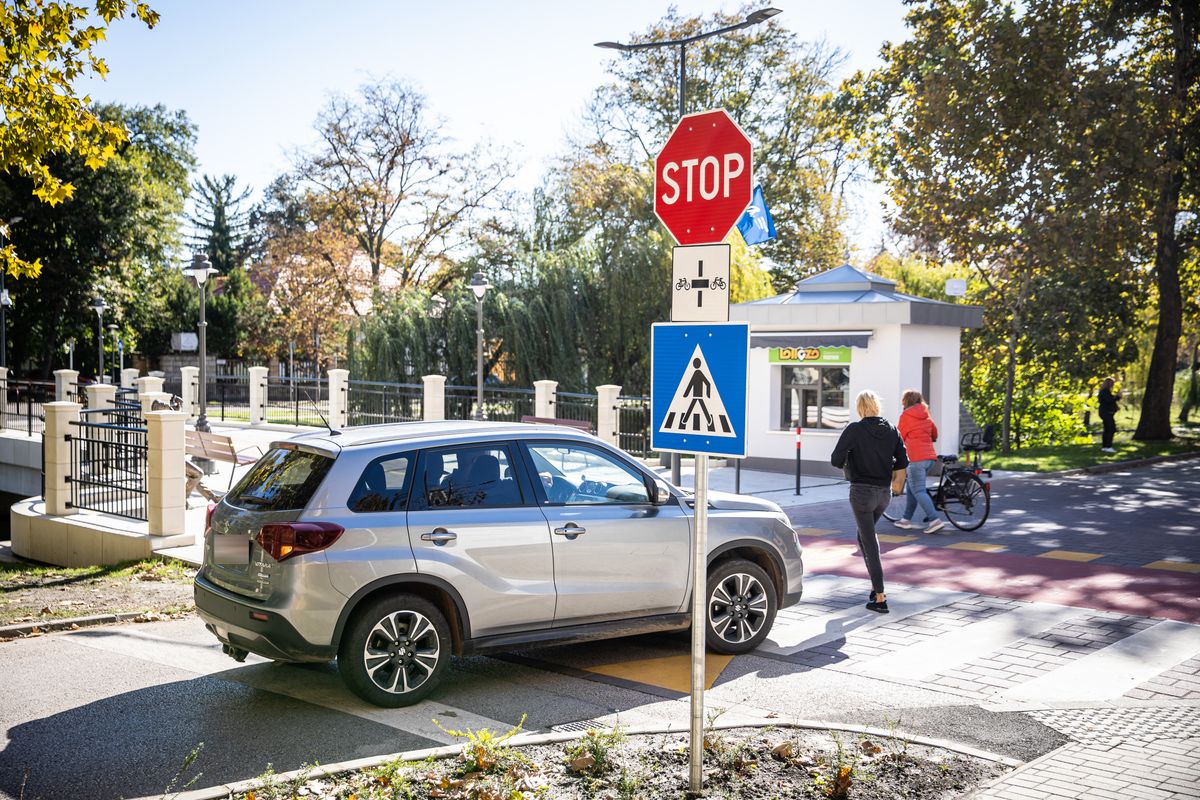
left=976, top=703, right=1200, bottom=799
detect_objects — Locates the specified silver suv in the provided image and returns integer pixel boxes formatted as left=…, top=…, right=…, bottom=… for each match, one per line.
left=195, top=422, right=804, bottom=707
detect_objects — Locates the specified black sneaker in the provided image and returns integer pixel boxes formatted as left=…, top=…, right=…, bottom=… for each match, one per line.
left=866, top=592, right=889, bottom=614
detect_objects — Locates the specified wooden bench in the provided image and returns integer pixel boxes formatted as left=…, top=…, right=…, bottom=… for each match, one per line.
left=185, top=430, right=262, bottom=496
left=520, top=415, right=594, bottom=434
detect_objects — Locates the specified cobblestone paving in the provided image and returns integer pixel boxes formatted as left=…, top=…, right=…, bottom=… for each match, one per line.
left=928, top=612, right=1158, bottom=696
left=976, top=736, right=1200, bottom=800
left=1126, top=654, right=1200, bottom=701
left=784, top=593, right=1019, bottom=670
left=1029, top=705, right=1200, bottom=744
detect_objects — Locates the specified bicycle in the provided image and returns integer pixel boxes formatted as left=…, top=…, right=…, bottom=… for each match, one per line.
left=883, top=426, right=994, bottom=531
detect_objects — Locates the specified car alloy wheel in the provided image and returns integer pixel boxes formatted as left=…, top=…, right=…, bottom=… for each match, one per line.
left=705, top=558, right=777, bottom=654
left=339, top=593, right=451, bottom=707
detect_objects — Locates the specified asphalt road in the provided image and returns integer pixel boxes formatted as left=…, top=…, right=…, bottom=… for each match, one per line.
left=1, top=460, right=1196, bottom=800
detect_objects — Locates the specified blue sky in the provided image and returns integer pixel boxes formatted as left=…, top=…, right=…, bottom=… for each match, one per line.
left=80, top=1, right=909, bottom=248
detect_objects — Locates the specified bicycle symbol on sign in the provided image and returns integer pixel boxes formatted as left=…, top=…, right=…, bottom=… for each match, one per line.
left=676, top=276, right=727, bottom=292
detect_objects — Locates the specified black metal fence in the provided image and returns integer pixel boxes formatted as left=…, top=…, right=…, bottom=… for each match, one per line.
left=346, top=380, right=423, bottom=425
left=67, top=410, right=148, bottom=521
left=617, top=395, right=653, bottom=457
left=265, top=376, right=329, bottom=427
left=1, top=378, right=52, bottom=435
left=445, top=384, right=535, bottom=422
left=553, top=390, right=598, bottom=430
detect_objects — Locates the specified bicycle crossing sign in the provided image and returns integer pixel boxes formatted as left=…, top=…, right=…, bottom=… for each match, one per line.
left=651, top=322, right=749, bottom=457
left=671, top=244, right=730, bottom=322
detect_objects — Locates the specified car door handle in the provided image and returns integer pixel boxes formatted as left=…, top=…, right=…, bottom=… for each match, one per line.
left=420, top=528, right=457, bottom=545
left=553, top=524, right=587, bottom=539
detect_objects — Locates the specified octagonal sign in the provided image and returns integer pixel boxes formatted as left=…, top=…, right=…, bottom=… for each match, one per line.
left=654, top=109, right=754, bottom=246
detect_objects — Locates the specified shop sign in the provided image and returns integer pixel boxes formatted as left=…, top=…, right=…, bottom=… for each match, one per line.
left=768, top=346, right=851, bottom=364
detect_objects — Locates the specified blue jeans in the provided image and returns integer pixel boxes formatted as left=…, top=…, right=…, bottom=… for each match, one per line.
left=904, top=460, right=940, bottom=523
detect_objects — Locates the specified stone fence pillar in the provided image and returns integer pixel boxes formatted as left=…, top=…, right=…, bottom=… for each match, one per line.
left=179, top=366, right=199, bottom=419
left=422, top=375, right=445, bottom=421
left=534, top=380, right=557, bottom=419
left=120, top=368, right=140, bottom=389
left=327, top=369, right=349, bottom=429
left=85, top=383, right=116, bottom=414
left=139, top=392, right=172, bottom=416
left=54, top=369, right=79, bottom=402
left=248, top=366, right=268, bottom=425
left=145, top=410, right=186, bottom=537
left=596, top=384, right=622, bottom=446
left=42, top=402, right=81, bottom=516
left=135, top=375, right=164, bottom=397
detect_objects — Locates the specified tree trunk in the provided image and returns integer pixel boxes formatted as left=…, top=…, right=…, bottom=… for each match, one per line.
left=1001, top=324, right=1018, bottom=454
left=1134, top=0, right=1195, bottom=441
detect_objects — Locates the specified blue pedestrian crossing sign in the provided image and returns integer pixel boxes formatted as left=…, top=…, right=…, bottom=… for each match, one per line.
left=651, top=322, right=749, bottom=458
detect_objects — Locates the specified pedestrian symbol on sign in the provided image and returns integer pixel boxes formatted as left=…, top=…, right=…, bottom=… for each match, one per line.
left=660, top=345, right=735, bottom=436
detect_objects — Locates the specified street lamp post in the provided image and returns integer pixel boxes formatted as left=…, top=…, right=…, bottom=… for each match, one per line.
left=597, top=10, right=782, bottom=795
left=187, top=253, right=218, bottom=432
left=107, top=323, right=119, bottom=384
left=90, top=296, right=107, bottom=382
left=1, top=216, right=23, bottom=371
left=469, top=272, right=490, bottom=421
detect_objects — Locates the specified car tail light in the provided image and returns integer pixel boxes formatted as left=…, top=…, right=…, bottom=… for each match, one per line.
left=256, top=522, right=345, bottom=562
left=205, top=502, right=217, bottom=535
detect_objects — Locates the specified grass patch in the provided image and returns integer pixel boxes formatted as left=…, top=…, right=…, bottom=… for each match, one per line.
left=0, top=558, right=192, bottom=588
left=984, top=433, right=1200, bottom=473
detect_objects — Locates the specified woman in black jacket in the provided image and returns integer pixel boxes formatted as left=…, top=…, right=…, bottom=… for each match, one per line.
left=830, top=390, right=909, bottom=613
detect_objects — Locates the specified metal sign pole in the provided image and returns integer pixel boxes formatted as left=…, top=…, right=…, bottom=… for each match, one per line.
left=689, top=451, right=709, bottom=794
left=795, top=425, right=802, bottom=495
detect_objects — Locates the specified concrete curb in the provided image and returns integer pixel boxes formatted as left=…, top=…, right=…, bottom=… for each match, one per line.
left=152, top=718, right=1025, bottom=800
left=0, top=611, right=144, bottom=638
left=1002, top=448, right=1200, bottom=480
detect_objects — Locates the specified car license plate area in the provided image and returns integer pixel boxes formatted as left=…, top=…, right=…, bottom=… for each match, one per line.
left=214, top=535, right=250, bottom=566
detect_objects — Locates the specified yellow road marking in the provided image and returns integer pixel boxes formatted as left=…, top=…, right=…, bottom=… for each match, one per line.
left=794, top=527, right=840, bottom=537
left=876, top=534, right=918, bottom=543
left=1038, top=550, right=1103, bottom=562
left=584, top=652, right=734, bottom=694
left=1143, top=560, right=1200, bottom=574
left=945, top=542, right=1006, bottom=553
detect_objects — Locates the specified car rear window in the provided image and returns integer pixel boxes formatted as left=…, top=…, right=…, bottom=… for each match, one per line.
left=228, top=447, right=334, bottom=511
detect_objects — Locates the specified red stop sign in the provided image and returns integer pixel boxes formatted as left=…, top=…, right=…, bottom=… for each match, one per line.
left=654, top=109, right=754, bottom=246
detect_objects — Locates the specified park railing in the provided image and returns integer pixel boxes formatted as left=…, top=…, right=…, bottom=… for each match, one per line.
left=265, top=375, right=329, bottom=427
left=616, top=395, right=652, bottom=457
left=445, top=384, right=535, bottom=423
left=346, top=379, right=424, bottom=426
left=553, top=390, right=599, bottom=431
left=67, top=408, right=148, bottom=521
left=1, top=378, right=53, bottom=435
left=203, top=374, right=252, bottom=423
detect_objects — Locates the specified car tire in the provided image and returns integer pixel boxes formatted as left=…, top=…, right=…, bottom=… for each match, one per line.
left=705, top=558, right=777, bottom=655
left=338, top=593, right=450, bottom=707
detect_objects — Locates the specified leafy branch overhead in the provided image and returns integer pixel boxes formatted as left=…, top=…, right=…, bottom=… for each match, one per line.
left=0, top=0, right=159, bottom=278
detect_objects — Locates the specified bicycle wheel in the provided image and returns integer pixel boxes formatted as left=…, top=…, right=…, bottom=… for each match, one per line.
left=941, top=472, right=989, bottom=531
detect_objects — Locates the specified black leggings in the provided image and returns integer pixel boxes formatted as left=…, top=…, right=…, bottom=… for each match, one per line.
left=849, top=484, right=891, bottom=595
left=1101, top=415, right=1116, bottom=448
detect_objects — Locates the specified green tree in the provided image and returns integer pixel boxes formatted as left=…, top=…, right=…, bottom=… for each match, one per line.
left=0, top=103, right=195, bottom=376
left=844, top=0, right=1148, bottom=451
left=1, top=0, right=159, bottom=279
left=1105, top=0, right=1199, bottom=440
left=187, top=173, right=252, bottom=274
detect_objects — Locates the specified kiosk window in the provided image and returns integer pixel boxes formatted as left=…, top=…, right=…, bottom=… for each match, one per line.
left=781, top=366, right=850, bottom=429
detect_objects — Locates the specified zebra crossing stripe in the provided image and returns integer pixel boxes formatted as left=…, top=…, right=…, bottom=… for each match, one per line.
left=843, top=603, right=1083, bottom=680
left=1000, top=619, right=1200, bottom=703
left=759, top=585, right=973, bottom=656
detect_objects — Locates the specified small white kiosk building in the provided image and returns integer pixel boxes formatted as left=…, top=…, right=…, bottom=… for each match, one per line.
left=730, top=263, right=983, bottom=476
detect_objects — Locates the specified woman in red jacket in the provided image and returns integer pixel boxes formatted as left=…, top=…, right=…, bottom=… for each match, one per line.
left=895, top=390, right=944, bottom=533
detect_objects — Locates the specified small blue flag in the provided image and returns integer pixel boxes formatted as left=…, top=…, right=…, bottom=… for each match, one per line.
left=737, top=185, right=776, bottom=245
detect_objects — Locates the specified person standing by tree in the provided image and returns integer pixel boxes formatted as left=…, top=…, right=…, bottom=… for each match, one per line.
left=831, top=390, right=909, bottom=614
left=1098, top=377, right=1121, bottom=453
left=894, top=390, right=945, bottom=533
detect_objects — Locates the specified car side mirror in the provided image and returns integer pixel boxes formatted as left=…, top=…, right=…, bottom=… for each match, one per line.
left=651, top=479, right=672, bottom=506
